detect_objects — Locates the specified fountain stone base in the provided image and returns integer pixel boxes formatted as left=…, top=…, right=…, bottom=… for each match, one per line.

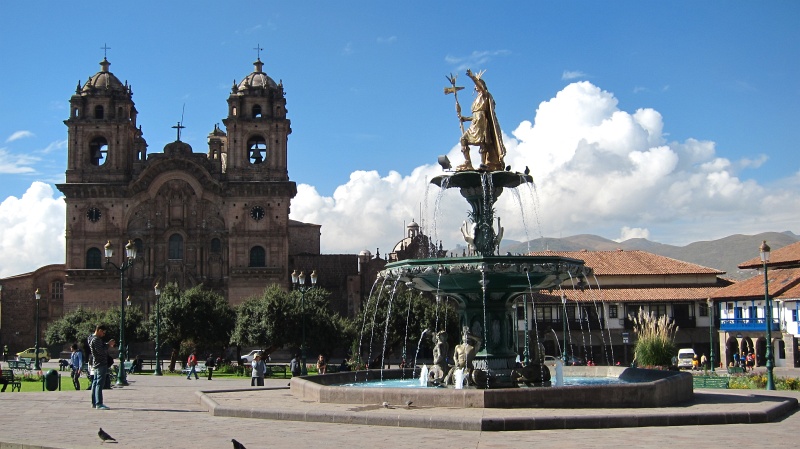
left=290, top=367, right=692, bottom=408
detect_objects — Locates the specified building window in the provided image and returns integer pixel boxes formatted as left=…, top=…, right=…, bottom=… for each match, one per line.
left=792, top=309, right=798, bottom=322
left=249, top=246, right=266, bottom=267
left=565, top=305, right=576, bottom=320
left=94, top=105, right=104, bottom=119
left=86, top=247, right=102, bottom=269
left=50, top=281, right=63, bottom=300
left=210, top=238, right=221, bottom=253
left=699, top=303, right=709, bottom=317
left=168, top=234, right=184, bottom=260
left=89, top=136, right=108, bottom=166
left=626, top=305, right=641, bottom=320
left=248, top=135, right=267, bottom=164
left=609, top=305, right=618, bottom=318
left=650, top=304, right=667, bottom=317
left=252, top=104, right=262, bottom=118
left=535, top=306, right=552, bottom=321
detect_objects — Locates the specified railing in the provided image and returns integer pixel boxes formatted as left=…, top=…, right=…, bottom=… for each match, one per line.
left=720, top=318, right=780, bottom=332
left=530, top=318, right=606, bottom=330
left=623, top=316, right=697, bottom=330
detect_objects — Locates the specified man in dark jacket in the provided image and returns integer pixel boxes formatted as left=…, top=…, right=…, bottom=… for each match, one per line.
left=88, top=325, right=109, bottom=410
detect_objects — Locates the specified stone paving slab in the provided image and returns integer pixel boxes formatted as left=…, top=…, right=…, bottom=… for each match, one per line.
left=0, top=372, right=799, bottom=449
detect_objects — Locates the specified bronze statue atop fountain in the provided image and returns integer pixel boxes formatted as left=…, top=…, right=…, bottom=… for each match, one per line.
left=445, top=69, right=506, bottom=172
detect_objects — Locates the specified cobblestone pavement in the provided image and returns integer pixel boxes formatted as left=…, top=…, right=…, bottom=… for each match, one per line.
left=0, top=369, right=798, bottom=449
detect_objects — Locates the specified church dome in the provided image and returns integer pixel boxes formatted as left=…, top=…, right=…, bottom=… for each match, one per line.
left=163, top=140, right=193, bottom=156
left=81, top=58, right=127, bottom=94
left=236, top=58, right=278, bottom=92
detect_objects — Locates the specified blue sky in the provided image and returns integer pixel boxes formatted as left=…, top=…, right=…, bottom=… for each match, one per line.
left=1, top=1, right=799, bottom=276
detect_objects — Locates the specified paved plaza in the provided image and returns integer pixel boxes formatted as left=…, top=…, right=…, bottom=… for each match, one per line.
left=0, top=365, right=799, bottom=448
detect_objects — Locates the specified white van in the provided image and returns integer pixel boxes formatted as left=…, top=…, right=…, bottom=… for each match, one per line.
left=677, top=348, right=696, bottom=369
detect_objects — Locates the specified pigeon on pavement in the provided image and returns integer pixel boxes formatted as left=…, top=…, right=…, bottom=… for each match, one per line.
left=382, top=401, right=390, bottom=408
left=98, top=428, right=116, bottom=443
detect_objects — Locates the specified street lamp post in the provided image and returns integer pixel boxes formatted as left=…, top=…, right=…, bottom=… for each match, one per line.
left=153, top=283, right=163, bottom=376
left=760, top=240, right=776, bottom=390
left=105, top=240, right=137, bottom=386
left=34, top=288, right=41, bottom=371
left=707, top=298, right=715, bottom=373
left=291, top=269, right=318, bottom=375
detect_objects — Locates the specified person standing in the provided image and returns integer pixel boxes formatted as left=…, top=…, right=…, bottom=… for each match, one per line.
left=205, top=353, right=215, bottom=380
left=251, top=354, right=266, bottom=386
left=0, top=365, right=8, bottom=392
left=88, top=324, right=110, bottom=410
left=186, top=351, right=199, bottom=380
left=69, top=343, right=83, bottom=391
left=316, top=354, right=327, bottom=374
left=290, top=354, right=302, bottom=377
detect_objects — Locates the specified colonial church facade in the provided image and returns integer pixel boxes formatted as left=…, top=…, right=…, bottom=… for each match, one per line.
left=1, top=56, right=393, bottom=354
left=55, top=56, right=306, bottom=312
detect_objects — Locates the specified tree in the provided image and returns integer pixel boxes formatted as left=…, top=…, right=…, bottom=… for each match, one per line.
left=231, top=285, right=288, bottom=353
left=150, top=283, right=235, bottom=371
left=357, top=284, right=459, bottom=367
left=45, top=305, right=147, bottom=356
left=44, top=307, right=104, bottom=353
left=231, top=284, right=352, bottom=359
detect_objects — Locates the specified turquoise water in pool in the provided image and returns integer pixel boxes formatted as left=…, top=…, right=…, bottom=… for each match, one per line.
left=339, top=377, right=629, bottom=388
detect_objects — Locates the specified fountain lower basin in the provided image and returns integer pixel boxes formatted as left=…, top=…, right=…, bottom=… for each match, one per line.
left=290, top=367, right=693, bottom=408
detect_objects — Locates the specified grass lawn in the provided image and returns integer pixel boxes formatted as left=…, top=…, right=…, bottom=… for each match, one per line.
left=6, top=366, right=298, bottom=393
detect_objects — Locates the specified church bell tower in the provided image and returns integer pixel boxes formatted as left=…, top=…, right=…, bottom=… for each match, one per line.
left=222, top=57, right=291, bottom=181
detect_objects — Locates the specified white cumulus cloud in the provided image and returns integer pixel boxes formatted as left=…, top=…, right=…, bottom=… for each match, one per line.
left=0, top=182, right=65, bottom=277
left=291, top=80, right=800, bottom=252
left=617, top=227, right=650, bottom=242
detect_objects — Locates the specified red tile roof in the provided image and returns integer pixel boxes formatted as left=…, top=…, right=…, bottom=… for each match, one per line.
left=738, top=241, right=800, bottom=269
left=527, top=282, right=731, bottom=303
left=528, top=250, right=723, bottom=276
left=711, top=267, right=800, bottom=299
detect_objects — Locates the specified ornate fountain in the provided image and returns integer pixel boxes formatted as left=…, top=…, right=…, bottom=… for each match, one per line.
left=379, top=70, right=592, bottom=388
left=290, top=70, right=692, bottom=405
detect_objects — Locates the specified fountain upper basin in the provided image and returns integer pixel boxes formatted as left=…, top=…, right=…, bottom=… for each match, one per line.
left=382, top=255, right=592, bottom=295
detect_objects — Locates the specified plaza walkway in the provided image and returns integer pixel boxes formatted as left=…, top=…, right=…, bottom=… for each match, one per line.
left=0, top=367, right=798, bottom=449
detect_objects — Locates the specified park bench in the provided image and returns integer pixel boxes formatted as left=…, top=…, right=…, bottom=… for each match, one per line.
left=692, top=376, right=729, bottom=389
left=727, top=366, right=744, bottom=375
left=0, top=370, right=22, bottom=392
left=266, top=364, right=289, bottom=378
left=6, top=360, right=32, bottom=375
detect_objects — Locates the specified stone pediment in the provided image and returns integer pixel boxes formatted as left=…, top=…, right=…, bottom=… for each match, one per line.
left=130, top=157, right=222, bottom=196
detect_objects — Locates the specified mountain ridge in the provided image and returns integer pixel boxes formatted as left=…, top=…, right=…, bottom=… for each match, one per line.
left=497, top=231, right=798, bottom=280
